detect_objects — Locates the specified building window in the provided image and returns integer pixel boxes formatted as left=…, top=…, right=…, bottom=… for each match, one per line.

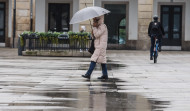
left=104, top=4, right=126, bottom=44
left=0, top=2, right=5, bottom=43
left=48, top=3, right=70, bottom=32
left=161, top=5, right=182, bottom=46
left=119, top=18, right=126, bottom=44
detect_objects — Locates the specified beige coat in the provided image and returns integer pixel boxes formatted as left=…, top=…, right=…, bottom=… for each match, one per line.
left=90, top=16, right=108, bottom=64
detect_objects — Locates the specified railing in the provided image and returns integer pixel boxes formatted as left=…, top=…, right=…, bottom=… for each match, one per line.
left=18, top=33, right=92, bottom=56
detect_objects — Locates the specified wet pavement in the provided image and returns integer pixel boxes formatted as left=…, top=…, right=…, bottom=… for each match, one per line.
left=0, top=48, right=190, bottom=111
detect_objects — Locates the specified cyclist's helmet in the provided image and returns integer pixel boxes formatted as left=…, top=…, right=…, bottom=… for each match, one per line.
left=153, top=15, right=158, bottom=21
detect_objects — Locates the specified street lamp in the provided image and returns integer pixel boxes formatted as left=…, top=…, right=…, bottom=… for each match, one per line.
left=12, top=0, right=16, bottom=48
left=30, top=0, right=33, bottom=31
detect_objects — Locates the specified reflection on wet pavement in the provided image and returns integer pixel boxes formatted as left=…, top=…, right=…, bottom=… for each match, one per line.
left=1, top=49, right=190, bottom=111
left=0, top=60, right=169, bottom=111
left=78, top=63, right=126, bottom=70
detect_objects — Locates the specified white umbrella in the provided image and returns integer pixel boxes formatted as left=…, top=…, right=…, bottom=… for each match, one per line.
left=70, top=6, right=110, bottom=24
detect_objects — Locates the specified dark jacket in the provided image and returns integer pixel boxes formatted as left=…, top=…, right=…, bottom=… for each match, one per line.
left=148, top=21, right=165, bottom=38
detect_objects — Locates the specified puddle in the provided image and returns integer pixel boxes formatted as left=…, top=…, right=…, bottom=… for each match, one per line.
left=0, top=59, right=170, bottom=111
left=78, top=63, right=126, bottom=70
left=1, top=78, right=170, bottom=111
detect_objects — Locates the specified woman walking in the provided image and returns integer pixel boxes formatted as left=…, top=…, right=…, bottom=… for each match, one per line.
left=82, top=15, right=108, bottom=80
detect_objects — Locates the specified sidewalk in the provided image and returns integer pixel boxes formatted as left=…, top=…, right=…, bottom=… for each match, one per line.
left=0, top=48, right=190, bottom=111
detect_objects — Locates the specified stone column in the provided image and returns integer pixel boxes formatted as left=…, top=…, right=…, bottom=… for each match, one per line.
left=35, top=0, right=45, bottom=32
left=11, top=0, right=31, bottom=48
left=79, top=0, right=93, bottom=32
left=137, top=0, right=153, bottom=50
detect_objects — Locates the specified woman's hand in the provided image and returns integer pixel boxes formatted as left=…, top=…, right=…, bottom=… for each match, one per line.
left=93, top=18, right=99, bottom=27
left=91, top=31, right=94, bottom=39
left=93, top=22, right=98, bottom=27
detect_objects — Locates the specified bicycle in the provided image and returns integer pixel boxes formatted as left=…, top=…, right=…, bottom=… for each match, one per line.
left=152, top=37, right=159, bottom=63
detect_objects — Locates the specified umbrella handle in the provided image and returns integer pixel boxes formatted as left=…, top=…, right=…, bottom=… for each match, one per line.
left=89, top=20, right=93, bottom=31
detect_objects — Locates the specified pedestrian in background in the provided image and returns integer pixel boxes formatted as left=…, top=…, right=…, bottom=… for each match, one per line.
left=80, top=26, right=86, bottom=52
left=80, top=26, right=86, bottom=33
left=82, top=15, right=108, bottom=80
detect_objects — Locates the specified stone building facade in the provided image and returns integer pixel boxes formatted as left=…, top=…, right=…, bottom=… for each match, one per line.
left=1, top=0, right=190, bottom=50
left=14, top=0, right=33, bottom=48
left=0, top=0, right=10, bottom=47
left=0, top=0, right=34, bottom=47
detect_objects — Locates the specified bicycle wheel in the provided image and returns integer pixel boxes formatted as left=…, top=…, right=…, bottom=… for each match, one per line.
left=154, top=51, right=157, bottom=63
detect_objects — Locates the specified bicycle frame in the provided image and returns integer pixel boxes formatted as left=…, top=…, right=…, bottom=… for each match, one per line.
left=154, top=37, right=159, bottom=52
left=153, top=37, right=159, bottom=63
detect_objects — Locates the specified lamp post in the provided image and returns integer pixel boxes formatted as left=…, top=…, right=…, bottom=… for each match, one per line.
left=30, top=0, right=33, bottom=31
left=12, top=0, right=16, bottom=48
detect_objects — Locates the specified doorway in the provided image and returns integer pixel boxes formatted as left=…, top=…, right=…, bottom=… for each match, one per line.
left=0, top=2, right=5, bottom=43
left=161, top=5, right=182, bottom=46
left=48, top=3, right=70, bottom=32
left=104, top=4, right=127, bottom=45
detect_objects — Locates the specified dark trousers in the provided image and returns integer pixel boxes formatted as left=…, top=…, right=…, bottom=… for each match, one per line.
left=86, top=61, right=108, bottom=77
left=150, top=36, right=162, bottom=57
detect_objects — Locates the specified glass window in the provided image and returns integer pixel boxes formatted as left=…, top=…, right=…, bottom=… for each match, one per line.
left=104, top=4, right=126, bottom=44
left=162, top=7, right=169, bottom=12
left=0, top=31, right=3, bottom=36
left=161, top=5, right=182, bottom=46
left=119, top=19, right=126, bottom=44
left=174, top=7, right=181, bottom=12
left=119, top=19, right=126, bottom=27
left=49, top=5, right=56, bottom=31
left=173, top=34, right=179, bottom=39
left=0, top=10, right=4, bottom=29
left=61, top=12, right=69, bottom=31
left=162, top=14, right=169, bottom=32
left=173, top=14, right=180, bottom=32
left=48, top=4, right=70, bottom=32
left=164, top=33, right=168, bottom=39
left=0, top=4, right=4, bottom=8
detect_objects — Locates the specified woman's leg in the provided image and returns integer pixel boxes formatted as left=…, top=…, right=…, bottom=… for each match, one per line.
left=100, top=64, right=108, bottom=79
left=86, top=61, right=96, bottom=76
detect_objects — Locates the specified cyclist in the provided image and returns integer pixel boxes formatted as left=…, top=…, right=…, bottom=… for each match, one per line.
left=148, top=15, right=165, bottom=60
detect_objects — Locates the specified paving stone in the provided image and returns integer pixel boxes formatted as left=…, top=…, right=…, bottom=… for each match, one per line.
left=0, top=48, right=190, bottom=110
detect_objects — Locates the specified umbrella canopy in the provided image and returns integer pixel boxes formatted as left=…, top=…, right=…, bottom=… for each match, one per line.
left=70, top=6, right=110, bottom=24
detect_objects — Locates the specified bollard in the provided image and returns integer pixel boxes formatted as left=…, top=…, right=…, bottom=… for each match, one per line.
left=18, top=37, right=24, bottom=56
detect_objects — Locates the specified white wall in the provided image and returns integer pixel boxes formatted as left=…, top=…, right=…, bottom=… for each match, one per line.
left=35, top=0, right=79, bottom=32
left=94, top=0, right=138, bottom=40
left=35, top=0, right=46, bottom=32
left=185, top=0, right=190, bottom=41
left=93, top=0, right=95, bottom=6
left=72, top=0, right=79, bottom=32
left=153, top=0, right=190, bottom=41
left=128, top=0, right=138, bottom=40
left=8, top=0, right=12, bottom=38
